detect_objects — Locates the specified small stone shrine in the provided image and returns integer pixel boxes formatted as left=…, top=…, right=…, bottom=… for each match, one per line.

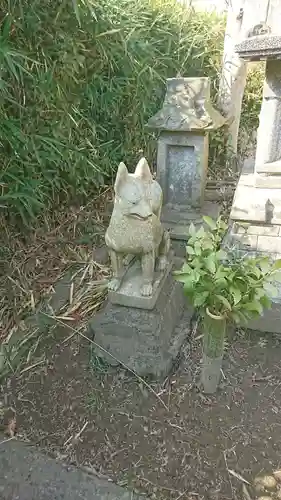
left=89, top=158, right=186, bottom=378
left=147, top=77, right=225, bottom=256
left=228, top=32, right=281, bottom=333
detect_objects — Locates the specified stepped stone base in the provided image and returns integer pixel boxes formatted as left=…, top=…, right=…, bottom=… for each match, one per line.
left=225, top=221, right=281, bottom=334
left=89, top=273, right=187, bottom=379
left=227, top=158, right=281, bottom=333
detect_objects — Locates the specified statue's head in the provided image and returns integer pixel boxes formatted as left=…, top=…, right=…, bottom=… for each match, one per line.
left=114, top=158, right=153, bottom=220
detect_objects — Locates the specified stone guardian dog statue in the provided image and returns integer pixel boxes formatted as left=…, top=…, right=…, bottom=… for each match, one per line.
left=105, top=157, right=170, bottom=297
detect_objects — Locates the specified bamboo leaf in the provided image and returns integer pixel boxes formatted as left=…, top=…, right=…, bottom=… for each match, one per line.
left=72, top=0, right=82, bottom=26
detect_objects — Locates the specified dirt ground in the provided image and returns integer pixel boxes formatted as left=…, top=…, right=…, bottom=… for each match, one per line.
left=2, top=323, right=281, bottom=500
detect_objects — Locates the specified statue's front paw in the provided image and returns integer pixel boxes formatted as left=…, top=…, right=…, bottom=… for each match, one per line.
left=123, top=254, right=134, bottom=266
left=108, top=278, right=121, bottom=291
left=157, top=256, right=168, bottom=271
left=141, top=283, right=153, bottom=297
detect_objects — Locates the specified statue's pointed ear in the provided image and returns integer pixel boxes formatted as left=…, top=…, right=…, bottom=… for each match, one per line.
left=134, top=157, right=153, bottom=182
left=114, top=162, right=128, bottom=193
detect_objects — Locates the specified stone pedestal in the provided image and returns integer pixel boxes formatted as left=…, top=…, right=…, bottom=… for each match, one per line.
left=108, top=253, right=173, bottom=310
left=89, top=273, right=186, bottom=378
left=227, top=35, right=281, bottom=334
left=147, top=77, right=225, bottom=256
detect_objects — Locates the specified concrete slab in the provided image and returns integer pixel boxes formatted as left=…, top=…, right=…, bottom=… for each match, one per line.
left=0, top=438, right=144, bottom=500
left=230, top=170, right=281, bottom=224
left=248, top=302, right=281, bottom=334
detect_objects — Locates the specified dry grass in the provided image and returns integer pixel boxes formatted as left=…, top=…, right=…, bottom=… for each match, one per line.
left=0, top=188, right=112, bottom=378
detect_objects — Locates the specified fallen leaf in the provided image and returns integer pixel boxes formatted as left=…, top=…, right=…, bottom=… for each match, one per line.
left=228, top=469, right=251, bottom=485
left=6, top=416, right=17, bottom=437
left=242, top=484, right=253, bottom=500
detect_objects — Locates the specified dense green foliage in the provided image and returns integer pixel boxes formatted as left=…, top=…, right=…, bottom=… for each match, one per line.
left=0, top=0, right=261, bottom=224
left=0, top=0, right=224, bottom=223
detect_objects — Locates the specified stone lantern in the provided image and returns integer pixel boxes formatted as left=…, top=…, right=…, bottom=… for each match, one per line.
left=147, top=77, right=225, bottom=255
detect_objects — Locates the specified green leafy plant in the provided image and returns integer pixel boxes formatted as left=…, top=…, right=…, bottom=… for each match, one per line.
left=174, top=216, right=281, bottom=393
left=175, top=216, right=281, bottom=323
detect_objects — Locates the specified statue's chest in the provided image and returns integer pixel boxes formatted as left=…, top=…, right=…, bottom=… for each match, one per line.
left=106, top=216, right=162, bottom=253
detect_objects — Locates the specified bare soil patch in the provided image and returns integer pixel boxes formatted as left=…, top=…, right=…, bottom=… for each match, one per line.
left=2, top=325, right=281, bottom=500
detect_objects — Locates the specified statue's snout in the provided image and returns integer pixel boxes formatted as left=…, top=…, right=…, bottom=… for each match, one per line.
left=130, top=199, right=153, bottom=220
